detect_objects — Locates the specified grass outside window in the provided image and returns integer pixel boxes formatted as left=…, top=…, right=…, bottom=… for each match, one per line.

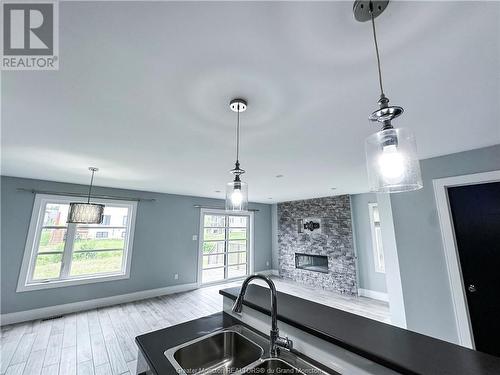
left=19, top=195, right=136, bottom=290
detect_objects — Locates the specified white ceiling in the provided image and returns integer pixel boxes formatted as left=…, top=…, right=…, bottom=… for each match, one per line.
left=2, top=1, right=499, bottom=203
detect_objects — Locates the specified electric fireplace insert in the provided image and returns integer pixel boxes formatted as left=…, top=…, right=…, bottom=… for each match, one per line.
left=295, top=253, right=328, bottom=273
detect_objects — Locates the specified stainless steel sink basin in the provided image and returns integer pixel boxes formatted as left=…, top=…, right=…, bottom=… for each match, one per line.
left=165, top=328, right=264, bottom=374
left=165, top=325, right=336, bottom=375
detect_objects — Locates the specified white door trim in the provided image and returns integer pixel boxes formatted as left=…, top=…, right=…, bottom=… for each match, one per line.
left=433, top=170, right=500, bottom=349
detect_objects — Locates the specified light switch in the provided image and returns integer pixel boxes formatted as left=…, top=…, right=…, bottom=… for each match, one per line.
left=192, top=235, right=198, bottom=241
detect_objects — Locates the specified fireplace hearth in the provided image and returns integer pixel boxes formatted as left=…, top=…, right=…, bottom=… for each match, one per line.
left=295, top=253, right=328, bottom=273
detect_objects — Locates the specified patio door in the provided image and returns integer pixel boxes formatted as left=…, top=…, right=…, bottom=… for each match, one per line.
left=199, top=210, right=252, bottom=284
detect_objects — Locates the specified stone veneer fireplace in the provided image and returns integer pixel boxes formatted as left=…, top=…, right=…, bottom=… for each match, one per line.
left=278, top=195, right=357, bottom=295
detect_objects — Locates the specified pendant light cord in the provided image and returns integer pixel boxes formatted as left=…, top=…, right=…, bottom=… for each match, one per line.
left=236, top=104, right=240, bottom=164
left=370, top=2, right=385, bottom=97
left=87, top=169, right=95, bottom=204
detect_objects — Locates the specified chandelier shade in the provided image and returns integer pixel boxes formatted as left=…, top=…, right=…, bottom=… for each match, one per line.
left=67, top=167, right=104, bottom=224
left=365, top=127, right=422, bottom=193
left=67, top=202, right=105, bottom=224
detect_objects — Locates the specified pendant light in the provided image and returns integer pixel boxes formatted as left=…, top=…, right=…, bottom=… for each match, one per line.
left=225, top=99, right=249, bottom=211
left=67, top=167, right=105, bottom=224
left=354, top=0, right=423, bottom=193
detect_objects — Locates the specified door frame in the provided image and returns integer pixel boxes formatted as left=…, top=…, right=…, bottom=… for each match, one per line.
left=197, top=208, right=254, bottom=287
left=433, top=170, right=500, bottom=348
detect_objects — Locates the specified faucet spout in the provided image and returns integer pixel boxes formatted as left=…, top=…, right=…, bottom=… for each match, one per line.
left=231, top=274, right=292, bottom=356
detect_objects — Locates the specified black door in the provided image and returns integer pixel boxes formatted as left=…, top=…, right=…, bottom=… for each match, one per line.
left=447, top=181, right=500, bottom=357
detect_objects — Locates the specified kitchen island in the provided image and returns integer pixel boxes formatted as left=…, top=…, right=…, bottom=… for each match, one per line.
left=136, top=285, right=500, bottom=375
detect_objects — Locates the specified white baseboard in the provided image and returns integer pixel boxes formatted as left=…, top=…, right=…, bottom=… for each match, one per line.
left=358, top=288, right=389, bottom=302
left=256, top=269, right=279, bottom=276
left=1, top=282, right=198, bottom=326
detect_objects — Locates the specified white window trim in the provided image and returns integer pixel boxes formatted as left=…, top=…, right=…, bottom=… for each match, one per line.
left=368, top=202, right=385, bottom=274
left=17, top=194, right=137, bottom=292
left=197, top=208, right=254, bottom=287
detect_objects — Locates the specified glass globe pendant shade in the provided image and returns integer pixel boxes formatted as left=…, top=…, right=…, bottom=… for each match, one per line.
left=67, top=202, right=104, bottom=224
left=225, top=180, right=248, bottom=211
left=365, top=127, right=423, bottom=193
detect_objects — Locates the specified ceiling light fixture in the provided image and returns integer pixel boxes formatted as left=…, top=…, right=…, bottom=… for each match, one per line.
left=225, top=99, right=249, bottom=211
left=354, top=0, right=423, bottom=193
left=67, top=167, right=105, bottom=224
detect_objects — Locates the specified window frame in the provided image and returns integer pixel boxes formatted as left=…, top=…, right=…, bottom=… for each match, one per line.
left=17, top=194, right=137, bottom=292
left=197, top=208, right=254, bottom=286
left=368, top=202, right=385, bottom=274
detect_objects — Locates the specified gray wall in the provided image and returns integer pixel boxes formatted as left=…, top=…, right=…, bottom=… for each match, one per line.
left=350, top=193, right=387, bottom=293
left=1, top=176, right=272, bottom=314
left=390, top=145, right=500, bottom=342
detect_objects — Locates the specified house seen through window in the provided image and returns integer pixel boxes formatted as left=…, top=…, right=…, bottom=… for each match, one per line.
left=18, top=195, right=136, bottom=291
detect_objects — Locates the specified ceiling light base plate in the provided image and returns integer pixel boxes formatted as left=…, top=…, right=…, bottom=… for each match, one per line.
left=353, top=0, right=389, bottom=22
left=230, top=99, right=247, bottom=112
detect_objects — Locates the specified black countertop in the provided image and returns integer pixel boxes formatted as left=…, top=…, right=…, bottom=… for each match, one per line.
left=135, top=312, right=333, bottom=375
left=220, top=285, right=500, bottom=375
left=136, top=312, right=240, bottom=375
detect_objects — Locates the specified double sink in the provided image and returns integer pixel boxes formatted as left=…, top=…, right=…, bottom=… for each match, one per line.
left=165, top=325, right=335, bottom=375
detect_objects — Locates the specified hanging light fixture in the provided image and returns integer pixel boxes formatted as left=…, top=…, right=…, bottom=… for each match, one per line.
left=225, top=99, right=249, bottom=211
left=354, top=0, right=423, bottom=193
left=67, top=167, right=105, bottom=224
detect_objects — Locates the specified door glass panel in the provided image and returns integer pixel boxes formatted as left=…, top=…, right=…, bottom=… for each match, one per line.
left=228, top=264, right=247, bottom=279
left=229, top=228, right=246, bottom=240
left=228, top=240, right=246, bottom=252
left=204, top=215, right=226, bottom=227
left=203, top=254, right=225, bottom=269
left=228, top=252, right=246, bottom=265
left=229, top=216, right=247, bottom=227
left=203, top=228, right=225, bottom=241
left=32, top=254, right=63, bottom=280
left=202, top=241, right=225, bottom=255
left=202, top=268, right=225, bottom=283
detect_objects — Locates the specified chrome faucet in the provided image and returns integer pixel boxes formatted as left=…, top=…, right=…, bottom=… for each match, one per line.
left=232, top=274, right=293, bottom=356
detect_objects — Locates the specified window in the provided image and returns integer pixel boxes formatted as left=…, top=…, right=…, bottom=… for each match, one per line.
left=199, top=209, right=253, bottom=284
left=369, top=203, right=385, bottom=273
left=17, top=194, right=137, bottom=291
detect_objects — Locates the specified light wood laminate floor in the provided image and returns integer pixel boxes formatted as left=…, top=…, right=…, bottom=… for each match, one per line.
left=1, top=277, right=389, bottom=375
